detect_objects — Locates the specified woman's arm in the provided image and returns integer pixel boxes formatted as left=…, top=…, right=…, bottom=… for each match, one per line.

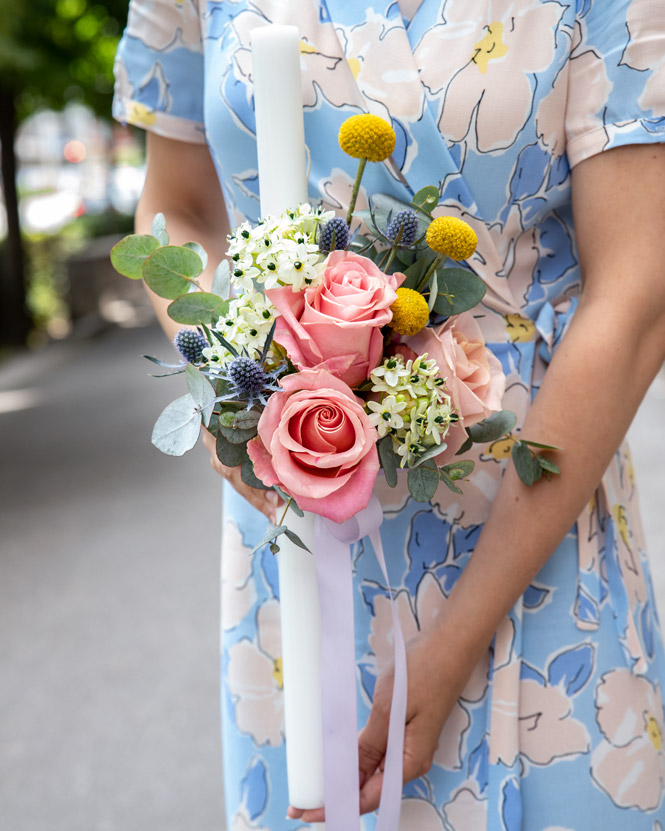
left=137, top=133, right=279, bottom=519
left=292, top=142, right=665, bottom=820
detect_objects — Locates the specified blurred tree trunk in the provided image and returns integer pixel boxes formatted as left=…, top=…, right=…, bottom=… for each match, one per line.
left=0, top=86, right=30, bottom=346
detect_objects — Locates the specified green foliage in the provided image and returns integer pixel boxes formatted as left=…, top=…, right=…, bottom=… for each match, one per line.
left=0, top=0, right=128, bottom=121
left=185, top=365, right=216, bottom=428
left=467, top=410, right=518, bottom=444
left=378, top=436, right=399, bottom=488
left=110, top=235, right=160, bottom=280
left=151, top=394, right=201, bottom=456
left=431, top=268, right=487, bottom=315
left=167, top=292, right=229, bottom=325
left=407, top=461, right=439, bottom=502
left=142, top=245, right=204, bottom=298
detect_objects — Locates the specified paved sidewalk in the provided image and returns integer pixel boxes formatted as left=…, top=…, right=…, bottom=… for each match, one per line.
left=0, top=323, right=663, bottom=831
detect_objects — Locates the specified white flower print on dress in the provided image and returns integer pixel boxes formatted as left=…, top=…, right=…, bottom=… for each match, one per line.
left=442, top=780, right=488, bottom=831
left=414, top=0, right=564, bottom=152
left=222, top=521, right=258, bottom=632
left=620, top=0, right=665, bottom=117
left=591, top=668, right=665, bottom=811
left=227, top=599, right=284, bottom=747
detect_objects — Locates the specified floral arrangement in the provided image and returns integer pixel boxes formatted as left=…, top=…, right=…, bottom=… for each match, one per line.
left=111, top=113, right=558, bottom=551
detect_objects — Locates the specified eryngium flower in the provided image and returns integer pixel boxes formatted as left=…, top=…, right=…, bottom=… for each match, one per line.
left=174, top=329, right=208, bottom=364
left=385, top=210, right=419, bottom=246
left=318, top=217, right=350, bottom=252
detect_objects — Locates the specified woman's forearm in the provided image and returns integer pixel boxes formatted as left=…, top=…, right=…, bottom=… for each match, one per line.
left=135, top=134, right=230, bottom=342
left=441, top=294, right=665, bottom=662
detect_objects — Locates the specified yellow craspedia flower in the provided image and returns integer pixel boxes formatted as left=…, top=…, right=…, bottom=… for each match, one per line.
left=338, top=114, right=396, bottom=162
left=426, top=216, right=477, bottom=261
left=389, top=288, right=430, bottom=336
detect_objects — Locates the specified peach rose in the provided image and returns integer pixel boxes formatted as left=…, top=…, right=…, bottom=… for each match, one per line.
left=408, top=312, right=505, bottom=455
left=247, top=369, right=379, bottom=524
left=267, top=251, right=404, bottom=388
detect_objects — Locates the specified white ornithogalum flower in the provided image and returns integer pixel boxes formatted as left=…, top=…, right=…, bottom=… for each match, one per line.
left=366, top=395, right=407, bottom=437
left=369, top=355, right=411, bottom=390
left=369, top=353, right=456, bottom=467
left=203, top=290, right=276, bottom=367
left=225, top=203, right=334, bottom=292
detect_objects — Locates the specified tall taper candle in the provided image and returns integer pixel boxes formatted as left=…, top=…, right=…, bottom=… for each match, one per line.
left=251, top=25, right=309, bottom=217
left=250, top=24, right=325, bottom=811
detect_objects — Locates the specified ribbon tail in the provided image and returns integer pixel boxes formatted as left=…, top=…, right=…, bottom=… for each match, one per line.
left=314, top=517, right=361, bottom=831
left=371, top=528, right=407, bottom=831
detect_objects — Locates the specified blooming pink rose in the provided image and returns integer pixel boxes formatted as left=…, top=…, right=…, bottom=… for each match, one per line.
left=247, top=369, right=379, bottom=524
left=408, top=312, right=505, bottom=456
left=267, top=251, right=404, bottom=388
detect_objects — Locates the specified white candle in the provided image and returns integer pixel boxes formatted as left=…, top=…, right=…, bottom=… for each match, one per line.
left=276, top=512, right=325, bottom=810
left=250, top=25, right=309, bottom=217
left=250, top=24, right=324, bottom=812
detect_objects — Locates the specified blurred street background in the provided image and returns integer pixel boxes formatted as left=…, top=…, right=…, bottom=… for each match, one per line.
left=0, top=4, right=664, bottom=830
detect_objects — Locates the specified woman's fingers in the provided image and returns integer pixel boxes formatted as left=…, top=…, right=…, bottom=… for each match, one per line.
left=200, top=427, right=281, bottom=521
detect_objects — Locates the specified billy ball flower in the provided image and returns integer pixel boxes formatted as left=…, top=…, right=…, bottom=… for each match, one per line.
left=385, top=210, right=419, bottom=247
left=338, top=114, right=396, bottom=163
left=426, top=216, right=477, bottom=261
left=389, top=287, right=430, bottom=337
left=318, top=217, right=350, bottom=252
left=174, top=328, right=208, bottom=364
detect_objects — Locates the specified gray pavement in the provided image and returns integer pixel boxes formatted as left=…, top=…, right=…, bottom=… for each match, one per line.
left=1, top=324, right=225, bottom=831
left=0, top=322, right=663, bottom=831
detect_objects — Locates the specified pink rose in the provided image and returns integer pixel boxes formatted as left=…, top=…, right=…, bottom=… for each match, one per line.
left=267, top=251, right=404, bottom=388
left=247, top=369, right=379, bottom=524
left=408, top=312, right=506, bottom=456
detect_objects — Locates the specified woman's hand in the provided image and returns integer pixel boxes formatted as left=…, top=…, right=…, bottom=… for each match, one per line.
left=201, top=428, right=281, bottom=522
left=288, top=624, right=481, bottom=823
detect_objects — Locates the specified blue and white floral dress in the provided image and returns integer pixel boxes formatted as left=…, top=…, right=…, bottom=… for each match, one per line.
left=114, top=1, right=665, bottom=828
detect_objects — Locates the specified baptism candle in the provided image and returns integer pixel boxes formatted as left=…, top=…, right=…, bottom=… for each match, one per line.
left=251, top=25, right=309, bottom=217
left=250, top=24, right=325, bottom=811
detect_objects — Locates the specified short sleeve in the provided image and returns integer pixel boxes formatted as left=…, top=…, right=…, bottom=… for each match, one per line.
left=565, top=0, right=665, bottom=168
left=112, top=0, right=206, bottom=144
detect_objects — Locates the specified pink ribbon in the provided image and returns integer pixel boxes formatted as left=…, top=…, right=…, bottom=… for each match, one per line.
left=314, top=494, right=407, bottom=831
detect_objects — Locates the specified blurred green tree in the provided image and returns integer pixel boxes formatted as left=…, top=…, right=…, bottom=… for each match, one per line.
left=0, top=0, right=129, bottom=346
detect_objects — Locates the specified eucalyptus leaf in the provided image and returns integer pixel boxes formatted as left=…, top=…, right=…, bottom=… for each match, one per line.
left=396, top=248, right=416, bottom=266
left=440, top=459, right=475, bottom=480
left=151, top=394, right=201, bottom=456
left=183, top=241, right=208, bottom=271
left=143, top=245, right=204, bottom=299
left=411, top=185, right=439, bottom=214
left=407, top=462, right=439, bottom=502
left=432, top=268, right=486, bottom=315
left=185, top=365, right=216, bottom=427
left=234, top=409, right=261, bottom=431
left=110, top=234, right=160, bottom=279
left=220, top=421, right=258, bottom=445
left=378, top=436, right=399, bottom=488
left=372, top=193, right=413, bottom=218
left=250, top=524, right=287, bottom=556
left=151, top=213, right=169, bottom=246
left=438, top=468, right=464, bottom=495
left=412, top=443, right=448, bottom=467
left=241, top=458, right=269, bottom=489
left=427, top=268, right=438, bottom=313
left=512, top=441, right=541, bottom=486
left=468, top=410, right=518, bottom=444
left=454, top=434, right=474, bottom=456
left=167, top=293, right=228, bottom=325
left=521, top=439, right=562, bottom=451
left=537, top=456, right=561, bottom=475
left=212, top=259, right=231, bottom=300
left=283, top=529, right=312, bottom=554
left=216, top=434, right=247, bottom=467
left=401, top=256, right=433, bottom=291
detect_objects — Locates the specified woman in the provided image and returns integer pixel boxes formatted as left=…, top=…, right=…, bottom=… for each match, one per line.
left=114, top=1, right=665, bottom=828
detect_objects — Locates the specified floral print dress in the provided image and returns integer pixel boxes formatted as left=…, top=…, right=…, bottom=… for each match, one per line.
left=113, top=1, right=665, bottom=829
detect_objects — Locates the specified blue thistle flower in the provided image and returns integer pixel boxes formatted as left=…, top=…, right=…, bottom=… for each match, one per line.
left=216, top=354, right=285, bottom=409
left=385, top=209, right=419, bottom=246
left=174, top=328, right=208, bottom=364
left=319, top=217, right=350, bottom=252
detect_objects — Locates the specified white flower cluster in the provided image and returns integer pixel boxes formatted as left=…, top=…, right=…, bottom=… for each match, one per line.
left=367, top=354, right=456, bottom=468
left=226, top=203, right=335, bottom=293
left=203, top=290, right=276, bottom=368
